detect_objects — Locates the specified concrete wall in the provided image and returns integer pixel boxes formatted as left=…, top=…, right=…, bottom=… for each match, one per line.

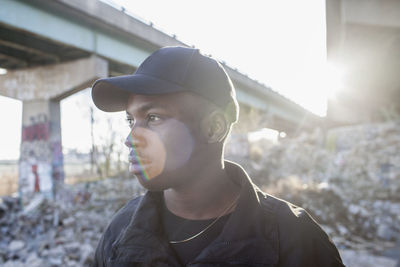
left=326, top=0, right=400, bottom=124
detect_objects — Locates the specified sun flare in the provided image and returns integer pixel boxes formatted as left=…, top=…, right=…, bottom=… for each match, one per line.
left=325, top=62, right=345, bottom=100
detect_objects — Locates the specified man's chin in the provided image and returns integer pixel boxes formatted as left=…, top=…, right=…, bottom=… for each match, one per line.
left=134, top=174, right=169, bottom=191
left=129, top=162, right=164, bottom=179
left=129, top=163, right=173, bottom=191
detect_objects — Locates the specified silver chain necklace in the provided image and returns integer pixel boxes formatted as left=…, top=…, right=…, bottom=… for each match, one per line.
left=169, top=194, right=240, bottom=244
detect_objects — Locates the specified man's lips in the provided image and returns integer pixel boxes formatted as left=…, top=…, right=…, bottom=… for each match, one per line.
left=128, top=155, right=150, bottom=165
left=128, top=157, right=149, bottom=175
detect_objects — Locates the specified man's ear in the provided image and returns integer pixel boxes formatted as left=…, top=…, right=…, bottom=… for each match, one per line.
left=200, top=110, right=228, bottom=143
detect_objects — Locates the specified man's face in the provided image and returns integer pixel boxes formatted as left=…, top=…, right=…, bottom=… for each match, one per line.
left=125, top=92, right=207, bottom=190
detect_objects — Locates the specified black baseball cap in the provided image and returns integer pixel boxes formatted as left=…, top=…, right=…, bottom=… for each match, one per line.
left=91, top=46, right=238, bottom=122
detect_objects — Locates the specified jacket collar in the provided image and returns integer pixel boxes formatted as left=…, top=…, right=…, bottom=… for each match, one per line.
left=111, top=161, right=279, bottom=266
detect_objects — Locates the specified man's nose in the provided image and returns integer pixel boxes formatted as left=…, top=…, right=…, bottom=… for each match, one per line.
left=125, top=127, right=146, bottom=148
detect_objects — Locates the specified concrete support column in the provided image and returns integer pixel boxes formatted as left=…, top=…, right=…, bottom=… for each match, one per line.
left=19, top=100, right=63, bottom=203
left=0, top=56, right=108, bottom=204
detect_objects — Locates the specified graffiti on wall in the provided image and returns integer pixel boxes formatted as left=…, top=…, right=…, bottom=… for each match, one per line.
left=20, top=114, right=51, bottom=161
left=20, top=140, right=52, bottom=161
left=19, top=113, right=54, bottom=201
left=51, top=140, right=64, bottom=184
left=19, top=160, right=52, bottom=195
left=22, top=113, right=49, bottom=142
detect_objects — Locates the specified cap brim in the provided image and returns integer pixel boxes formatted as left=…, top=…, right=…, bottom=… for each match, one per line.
left=91, top=73, right=185, bottom=112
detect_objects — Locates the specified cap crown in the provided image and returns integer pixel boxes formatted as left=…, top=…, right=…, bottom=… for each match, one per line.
left=137, top=47, right=236, bottom=109
left=92, top=46, right=238, bottom=122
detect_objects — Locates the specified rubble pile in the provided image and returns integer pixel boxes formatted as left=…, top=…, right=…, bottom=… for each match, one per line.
left=1, top=121, right=399, bottom=266
left=0, top=177, right=143, bottom=267
left=247, top=121, right=400, bottom=257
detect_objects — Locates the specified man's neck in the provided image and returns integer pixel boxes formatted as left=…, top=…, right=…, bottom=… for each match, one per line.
left=163, top=160, right=240, bottom=220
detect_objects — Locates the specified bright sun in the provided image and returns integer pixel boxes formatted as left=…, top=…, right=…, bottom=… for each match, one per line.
left=325, top=62, right=345, bottom=100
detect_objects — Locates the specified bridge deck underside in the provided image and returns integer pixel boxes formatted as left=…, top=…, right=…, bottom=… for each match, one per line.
left=0, top=0, right=319, bottom=133
left=0, top=24, right=134, bottom=76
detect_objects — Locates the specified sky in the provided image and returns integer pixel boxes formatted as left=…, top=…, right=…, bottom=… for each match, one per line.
left=0, top=0, right=329, bottom=160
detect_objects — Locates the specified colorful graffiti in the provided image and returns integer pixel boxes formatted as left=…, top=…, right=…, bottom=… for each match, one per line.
left=22, top=114, right=49, bottom=142
left=19, top=113, right=64, bottom=203
left=19, top=161, right=52, bottom=196
left=20, top=140, right=51, bottom=161
left=32, top=164, right=40, bottom=192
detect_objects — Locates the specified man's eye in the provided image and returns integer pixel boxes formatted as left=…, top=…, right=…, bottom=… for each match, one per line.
left=126, top=118, right=135, bottom=127
left=147, top=114, right=161, bottom=123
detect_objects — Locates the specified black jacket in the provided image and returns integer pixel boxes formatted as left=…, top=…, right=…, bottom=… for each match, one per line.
left=94, top=161, right=344, bottom=266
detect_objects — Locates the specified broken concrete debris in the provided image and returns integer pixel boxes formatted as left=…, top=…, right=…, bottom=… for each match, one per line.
left=230, top=121, right=400, bottom=265
left=0, top=177, right=143, bottom=266
left=1, top=121, right=399, bottom=266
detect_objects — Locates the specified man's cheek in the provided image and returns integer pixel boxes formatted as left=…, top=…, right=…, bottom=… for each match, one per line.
left=163, top=120, right=194, bottom=171
left=136, top=128, right=166, bottom=180
left=147, top=144, right=166, bottom=179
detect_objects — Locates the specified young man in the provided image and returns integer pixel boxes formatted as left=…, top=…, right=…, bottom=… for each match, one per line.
left=91, top=46, right=344, bottom=266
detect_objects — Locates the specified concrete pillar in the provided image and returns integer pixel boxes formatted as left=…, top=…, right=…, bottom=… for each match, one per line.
left=0, top=56, right=108, bottom=204
left=19, top=100, right=63, bottom=202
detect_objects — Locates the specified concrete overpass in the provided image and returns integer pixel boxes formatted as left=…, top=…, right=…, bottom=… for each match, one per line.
left=326, top=0, right=400, bottom=125
left=0, top=0, right=319, bottom=200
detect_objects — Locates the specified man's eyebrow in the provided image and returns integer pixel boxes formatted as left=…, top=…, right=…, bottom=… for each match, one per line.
left=126, top=103, right=167, bottom=116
